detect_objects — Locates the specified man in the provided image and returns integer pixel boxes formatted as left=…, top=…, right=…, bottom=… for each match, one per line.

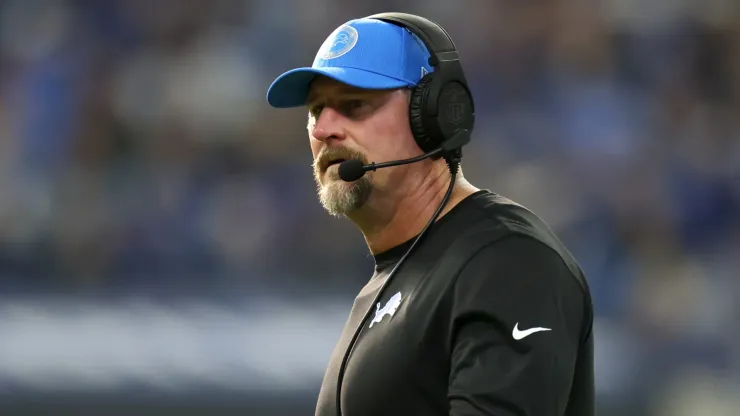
left=266, top=14, right=595, bottom=416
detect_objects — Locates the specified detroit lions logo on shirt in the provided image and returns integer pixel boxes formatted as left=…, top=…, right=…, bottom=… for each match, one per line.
left=317, top=24, right=359, bottom=60
left=369, top=292, right=403, bottom=328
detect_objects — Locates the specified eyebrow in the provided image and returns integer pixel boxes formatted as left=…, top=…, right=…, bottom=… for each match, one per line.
left=307, top=88, right=375, bottom=107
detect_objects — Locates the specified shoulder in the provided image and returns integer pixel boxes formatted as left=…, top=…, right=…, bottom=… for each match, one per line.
left=449, top=191, right=590, bottom=299
left=443, top=193, right=594, bottom=343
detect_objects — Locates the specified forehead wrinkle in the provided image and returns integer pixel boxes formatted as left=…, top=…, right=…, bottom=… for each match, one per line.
left=307, top=78, right=388, bottom=106
left=309, top=89, right=404, bottom=116
left=309, top=87, right=365, bottom=106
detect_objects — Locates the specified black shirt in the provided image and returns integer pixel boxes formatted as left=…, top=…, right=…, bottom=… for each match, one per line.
left=315, top=190, right=595, bottom=416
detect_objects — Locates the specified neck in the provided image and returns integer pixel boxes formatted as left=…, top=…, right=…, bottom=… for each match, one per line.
left=347, top=162, right=480, bottom=255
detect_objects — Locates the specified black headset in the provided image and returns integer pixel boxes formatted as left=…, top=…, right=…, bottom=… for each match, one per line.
left=332, top=13, right=475, bottom=416
left=367, top=12, right=475, bottom=160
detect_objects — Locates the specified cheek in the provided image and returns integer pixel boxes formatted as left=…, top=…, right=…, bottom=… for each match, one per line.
left=372, top=117, right=417, bottom=159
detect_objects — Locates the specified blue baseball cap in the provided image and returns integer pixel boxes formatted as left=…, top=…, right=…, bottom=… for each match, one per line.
left=266, top=18, right=433, bottom=108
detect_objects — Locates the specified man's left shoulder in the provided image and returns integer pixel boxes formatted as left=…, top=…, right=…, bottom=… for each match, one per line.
left=450, top=223, right=594, bottom=347
left=459, top=192, right=588, bottom=291
left=466, top=192, right=567, bottom=247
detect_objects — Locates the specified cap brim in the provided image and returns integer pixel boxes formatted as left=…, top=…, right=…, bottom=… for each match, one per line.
left=266, top=67, right=411, bottom=108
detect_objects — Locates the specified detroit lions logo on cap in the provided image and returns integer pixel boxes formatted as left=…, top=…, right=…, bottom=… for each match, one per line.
left=317, top=24, right=359, bottom=60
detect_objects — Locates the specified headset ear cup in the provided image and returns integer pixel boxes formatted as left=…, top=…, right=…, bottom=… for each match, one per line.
left=408, top=74, right=436, bottom=153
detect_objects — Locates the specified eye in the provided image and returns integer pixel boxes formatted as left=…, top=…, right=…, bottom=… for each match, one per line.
left=348, top=99, right=364, bottom=108
left=348, top=99, right=366, bottom=109
left=308, top=104, right=324, bottom=119
left=340, top=99, right=368, bottom=117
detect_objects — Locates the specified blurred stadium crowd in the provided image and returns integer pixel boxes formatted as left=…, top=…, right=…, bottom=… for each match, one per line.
left=0, top=0, right=739, bottom=414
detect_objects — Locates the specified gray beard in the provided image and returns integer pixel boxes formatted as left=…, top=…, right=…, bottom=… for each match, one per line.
left=314, top=168, right=372, bottom=217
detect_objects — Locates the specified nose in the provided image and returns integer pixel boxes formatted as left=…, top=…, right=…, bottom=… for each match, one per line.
left=311, top=107, right=346, bottom=143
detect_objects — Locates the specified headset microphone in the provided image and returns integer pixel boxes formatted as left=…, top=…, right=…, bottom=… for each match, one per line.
left=338, top=129, right=471, bottom=182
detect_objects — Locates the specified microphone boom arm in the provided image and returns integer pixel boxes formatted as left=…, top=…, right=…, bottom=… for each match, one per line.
left=364, top=147, right=443, bottom=172
left=338, top=129, right=470, bottom=182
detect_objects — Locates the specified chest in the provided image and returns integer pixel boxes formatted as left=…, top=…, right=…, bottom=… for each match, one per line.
left=317, top=262, right=454, bottom=416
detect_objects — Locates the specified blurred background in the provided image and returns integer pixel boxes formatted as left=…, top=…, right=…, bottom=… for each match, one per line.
left=0, top=0, right=738, bottom=414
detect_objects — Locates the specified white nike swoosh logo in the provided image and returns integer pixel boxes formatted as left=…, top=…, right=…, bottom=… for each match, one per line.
left=512, top=322, right=551, bottom=340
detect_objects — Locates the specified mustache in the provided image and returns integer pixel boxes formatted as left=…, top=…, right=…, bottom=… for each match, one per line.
left=313, top=147, right=367, bottom=171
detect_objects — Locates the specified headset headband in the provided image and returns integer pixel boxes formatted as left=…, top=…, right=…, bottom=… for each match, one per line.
left=365, top=13, right=460, bottom=67
left=366, top=12, right=474, bottom=157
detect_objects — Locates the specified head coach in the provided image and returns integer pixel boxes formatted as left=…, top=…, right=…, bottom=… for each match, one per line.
left=265, top=12, right=595, bottom=416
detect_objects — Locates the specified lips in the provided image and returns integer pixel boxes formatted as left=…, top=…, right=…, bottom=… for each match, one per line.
left=326, top=158, right=346, bottom=168
left=318, top=150, right=360, bottom=172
